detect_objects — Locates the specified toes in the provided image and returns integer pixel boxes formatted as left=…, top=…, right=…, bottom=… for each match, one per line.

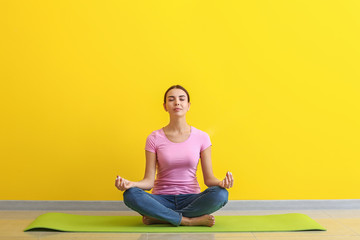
left=210, top=215, right=215, bottom=227
left=142, top=216, right=150, bottom=225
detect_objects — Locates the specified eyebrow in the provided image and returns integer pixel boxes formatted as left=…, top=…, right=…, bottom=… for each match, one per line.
left=168, top=95, right=186, bottom=98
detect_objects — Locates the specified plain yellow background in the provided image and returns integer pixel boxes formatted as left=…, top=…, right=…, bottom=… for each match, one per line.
left=1, top=0, right=359, bottom=200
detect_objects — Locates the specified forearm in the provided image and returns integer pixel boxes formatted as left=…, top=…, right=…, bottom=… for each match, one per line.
left=204, top=176, right=221, bottom=187
left=132, top=178, right=154, bottom=191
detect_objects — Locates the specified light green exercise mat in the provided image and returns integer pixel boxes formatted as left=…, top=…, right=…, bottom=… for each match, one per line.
left=24, top=212, right=326, bottom=232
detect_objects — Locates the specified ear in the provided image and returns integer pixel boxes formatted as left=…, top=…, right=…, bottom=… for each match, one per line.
left=163, top=103, right=167, bottom=112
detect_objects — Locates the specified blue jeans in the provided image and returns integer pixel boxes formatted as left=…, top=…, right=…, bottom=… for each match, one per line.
left=123, top=186, right=228, bottom=226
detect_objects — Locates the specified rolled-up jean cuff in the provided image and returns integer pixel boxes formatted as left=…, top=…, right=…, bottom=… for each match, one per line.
left=175, top=213, right=182, bottom=226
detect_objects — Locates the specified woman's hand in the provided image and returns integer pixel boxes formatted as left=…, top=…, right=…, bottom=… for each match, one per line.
left=218, top=171, right=234, bottom=189
left=115, top=176, right=135, bottom=191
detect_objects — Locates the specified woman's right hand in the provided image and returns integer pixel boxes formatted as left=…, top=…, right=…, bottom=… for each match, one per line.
left=115, top=176, right=135, bottom=191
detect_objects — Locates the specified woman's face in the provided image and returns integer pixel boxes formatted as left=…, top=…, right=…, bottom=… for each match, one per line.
left=163, top=88, right=190, bottom=115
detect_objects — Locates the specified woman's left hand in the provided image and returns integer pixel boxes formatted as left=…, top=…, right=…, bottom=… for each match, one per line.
left=218, top=171, right=234, bottom=189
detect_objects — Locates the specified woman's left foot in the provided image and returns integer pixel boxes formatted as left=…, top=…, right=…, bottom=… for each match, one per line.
left=142, top=215, right=168, bottom=225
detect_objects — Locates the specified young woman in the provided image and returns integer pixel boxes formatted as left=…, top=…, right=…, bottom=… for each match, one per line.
left=115, top=85, right=234, bottom=227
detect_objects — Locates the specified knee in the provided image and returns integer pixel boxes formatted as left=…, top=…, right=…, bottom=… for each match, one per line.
left=209, top=186, right=228, bottom=206
left=123, top=187, right=142, bottom=205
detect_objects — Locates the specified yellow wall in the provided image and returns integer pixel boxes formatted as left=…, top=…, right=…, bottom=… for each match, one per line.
left=1, top=0, right=359, bottom=200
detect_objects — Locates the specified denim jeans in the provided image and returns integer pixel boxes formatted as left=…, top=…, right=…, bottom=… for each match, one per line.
left=123, top=186, right=228, bottom=226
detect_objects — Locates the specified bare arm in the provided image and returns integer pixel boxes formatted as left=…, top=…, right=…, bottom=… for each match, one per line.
left=200, top=146, right=234, bottom=188
left=115, top=150, right=156, bottom=191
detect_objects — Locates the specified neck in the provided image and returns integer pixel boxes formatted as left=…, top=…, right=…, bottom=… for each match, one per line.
left=165, top=117, right=190, bottom=133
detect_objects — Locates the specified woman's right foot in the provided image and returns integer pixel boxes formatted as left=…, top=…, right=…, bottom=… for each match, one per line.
left=181, top=215, right=215, bottom=227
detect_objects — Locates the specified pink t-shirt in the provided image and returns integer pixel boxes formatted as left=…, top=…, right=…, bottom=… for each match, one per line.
left=145, top=126, right=212, bottom=195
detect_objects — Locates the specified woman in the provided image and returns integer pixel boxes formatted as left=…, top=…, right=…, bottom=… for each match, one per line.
left=115, top=85, right=234, bottom=227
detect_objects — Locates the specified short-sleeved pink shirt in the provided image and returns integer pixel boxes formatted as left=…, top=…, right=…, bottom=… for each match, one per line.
left=145, top=126, right=212, bottom=195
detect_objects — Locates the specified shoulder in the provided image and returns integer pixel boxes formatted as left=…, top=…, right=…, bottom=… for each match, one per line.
left=145, top=128, right=163, bottom=153
left=146, top=126, right=169, bottom=141
left=192, top=126, right=211, bottom=138
left=192, top=126, right=212, bottom=152
left=146, top=128, right=162, bottom=139
left=191, top=126, right=212, bottom=145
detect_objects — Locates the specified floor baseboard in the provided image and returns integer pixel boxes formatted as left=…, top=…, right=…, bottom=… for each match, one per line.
left=1, top=200, right=359, bottom=211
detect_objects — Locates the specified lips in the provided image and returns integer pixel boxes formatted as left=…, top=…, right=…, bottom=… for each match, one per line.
left=174, top=108, right=182, bottom=111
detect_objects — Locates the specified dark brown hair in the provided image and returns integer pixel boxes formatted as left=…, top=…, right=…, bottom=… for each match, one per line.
left=163, top=85, right=190, bottom=104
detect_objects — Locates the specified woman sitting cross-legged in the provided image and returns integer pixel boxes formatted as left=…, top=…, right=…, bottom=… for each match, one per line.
left=115, top=84, right=234, bottom=227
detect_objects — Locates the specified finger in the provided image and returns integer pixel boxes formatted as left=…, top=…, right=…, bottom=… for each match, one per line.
left=230, top=173, right=234, bottom=188
left=119, top=178, right=125, bottom=190
left=121, top=178, right=127, bottom=191
left=229, top=173, right=233, bottom=188
left=115, top=176, right=120, bottom=188
left=227, top=172, right=233, bottom=188
left=122, top=179, right=128, bottom=190
left=227, top=174, right=232, bottom=188
left=224, top=176, right=229, bottom=188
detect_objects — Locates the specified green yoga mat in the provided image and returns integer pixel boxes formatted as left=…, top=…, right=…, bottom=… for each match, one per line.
left=24, top=212, right=326, bottom=232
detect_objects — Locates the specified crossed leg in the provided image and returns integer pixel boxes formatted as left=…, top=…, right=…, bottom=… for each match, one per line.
left=123, top=186, right=228, bottom=227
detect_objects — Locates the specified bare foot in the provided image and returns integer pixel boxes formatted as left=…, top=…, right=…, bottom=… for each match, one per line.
left=142, top=215, right=168, bottom=225
left=180, top=215, right=215, bottom=227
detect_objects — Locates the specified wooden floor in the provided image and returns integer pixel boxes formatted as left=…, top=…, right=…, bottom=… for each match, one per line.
left=1, top=209, right=360, bottom=240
